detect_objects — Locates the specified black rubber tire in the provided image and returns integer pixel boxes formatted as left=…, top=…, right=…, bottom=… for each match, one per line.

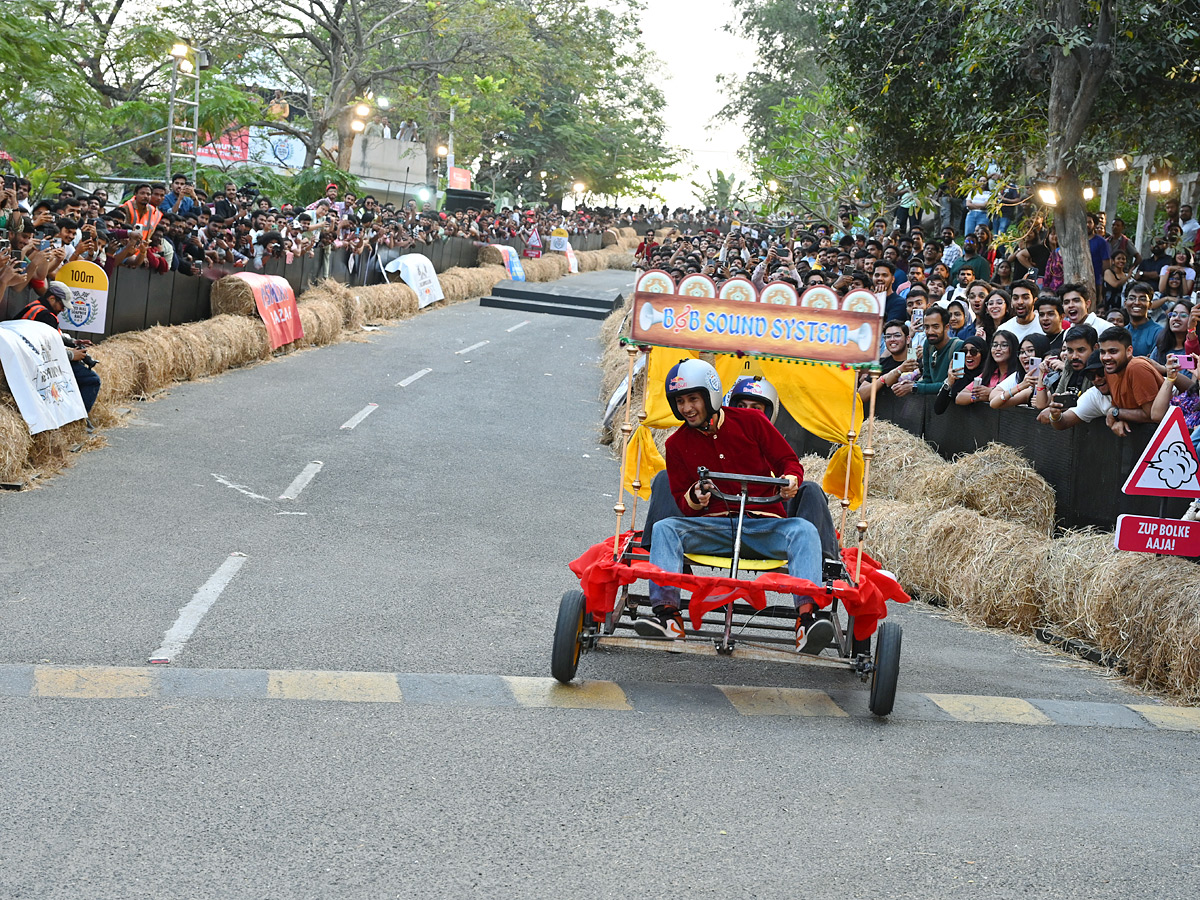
left=868, top=621, right=902, bottom=717
left=551, top=589, right=587, bottom=684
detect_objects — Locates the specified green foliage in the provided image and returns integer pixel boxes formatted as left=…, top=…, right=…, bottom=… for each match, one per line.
left=690, top=170, right=751, bottom=210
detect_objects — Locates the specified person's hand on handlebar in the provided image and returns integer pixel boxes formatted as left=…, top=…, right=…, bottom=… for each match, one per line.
left=780, top=474, right=799, bottom=500
left=691, top=481, right=713, bottom=508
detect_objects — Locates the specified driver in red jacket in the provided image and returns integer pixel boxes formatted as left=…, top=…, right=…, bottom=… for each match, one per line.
left=639, top=359, right=832, bottom=654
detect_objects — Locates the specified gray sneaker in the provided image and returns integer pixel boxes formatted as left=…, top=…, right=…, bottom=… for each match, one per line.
left=796, top=613, right=835, bottom=655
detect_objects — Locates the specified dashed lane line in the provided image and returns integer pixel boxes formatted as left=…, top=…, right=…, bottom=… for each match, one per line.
left=340, top=403, right=379, bottom=430
left=278, top=461, right=323, bottom=501
left=454, top=340, right=489, bottom=355
left=396, top=367, right=432, bottom=387
left=148, top=553, right=248, bottom=665
left=506, top=320, right=530, bottom=333
left=1, top=664, right=1195, bottom=732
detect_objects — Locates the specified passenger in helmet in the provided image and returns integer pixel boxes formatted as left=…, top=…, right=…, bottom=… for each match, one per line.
left=725, top=375, right=779, bottom=422
left=637, top=360, right=833, bottom=653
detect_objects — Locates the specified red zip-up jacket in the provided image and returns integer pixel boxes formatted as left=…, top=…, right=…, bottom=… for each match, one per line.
left=664, top=406, right=803, bottom=520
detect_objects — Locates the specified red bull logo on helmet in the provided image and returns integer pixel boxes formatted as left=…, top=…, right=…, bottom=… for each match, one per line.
left=667, top=375, right=688, bottom=391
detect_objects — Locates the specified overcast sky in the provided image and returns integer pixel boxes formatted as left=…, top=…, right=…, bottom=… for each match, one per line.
left=625, top=0, right=758, bottom=210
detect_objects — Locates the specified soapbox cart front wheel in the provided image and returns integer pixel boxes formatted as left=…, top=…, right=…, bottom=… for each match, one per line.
left=551, top=589, right=587, bottom=684
left=868, top=620, right=902, bottom=717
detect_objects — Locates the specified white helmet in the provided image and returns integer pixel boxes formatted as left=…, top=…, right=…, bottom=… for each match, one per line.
left=726, top=375, right=780, bottom=423
left=665, top=359, right=722, bottom=421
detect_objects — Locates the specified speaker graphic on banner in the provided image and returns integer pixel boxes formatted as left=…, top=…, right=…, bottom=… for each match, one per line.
left=55, top=260, right=109, bottom=335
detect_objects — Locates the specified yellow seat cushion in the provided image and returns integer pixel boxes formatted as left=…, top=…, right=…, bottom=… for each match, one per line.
left=684, top=554, right=787, bottom=571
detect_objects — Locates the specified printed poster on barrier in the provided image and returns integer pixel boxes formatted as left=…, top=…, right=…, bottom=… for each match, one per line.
left=55, top=260, right=109, bottom=334
left=0, top=320, right=87, bottom=434
left=227, top=272, right=304, bottom=350
left=549, top=228, right=570, bottom=252
left=492, top=244, right=526, bottom=282
left=396, top=253, right=445, bottom=309
left=564, top=244, right=579, bottom=274
left=523, top=227, right=543, bottom=259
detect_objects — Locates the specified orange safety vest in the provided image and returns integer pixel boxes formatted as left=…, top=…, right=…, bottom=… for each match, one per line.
left=122, top=199, right=164, bottom=235
left=18, top=301, right=60, bottom=331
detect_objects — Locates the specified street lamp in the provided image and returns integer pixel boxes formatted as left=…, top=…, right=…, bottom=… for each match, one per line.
left=768, top=179, right=779, bottom=192
left=418, top=188, right=431, bottom=202
left=170, top=43, right=190, bottom=58
left=350, top=119, right=365, bottom=133
left=1112, top=156, right=1128, bottom=172
left=437, top=145, right=448, bottom=157
left=377, top=97, right=390, bottom=109
left=1082, top=186, right=1095, bottom=201
left=354, top=103, right=371, bottom=118
left=573, top=182, right=585, bottom=193
left=1037, top=186, right=1059, bottom=206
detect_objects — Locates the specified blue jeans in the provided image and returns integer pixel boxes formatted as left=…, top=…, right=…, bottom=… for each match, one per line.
left=71, top=359, right=101, bottom=413
left=964, top=209, right=990, bottom=236
left=648, top=516, right=823, bottom=610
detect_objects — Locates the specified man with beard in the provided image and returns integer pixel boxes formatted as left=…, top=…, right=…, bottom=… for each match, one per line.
left=1001, top=280, right=1044, bottom=341
left=1038, top=351, right=1112, bottom=429
left=1099, top=326, right=1164, bottom=435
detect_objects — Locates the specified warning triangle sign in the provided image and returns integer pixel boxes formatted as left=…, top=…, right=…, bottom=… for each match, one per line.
left=526, top=227, right=543, bottom=249
left=1122, top=407, right=1200, bottom=497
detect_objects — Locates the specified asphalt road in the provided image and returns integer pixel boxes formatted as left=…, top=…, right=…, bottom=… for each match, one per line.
left=2, top=269, right=1198, bottom=899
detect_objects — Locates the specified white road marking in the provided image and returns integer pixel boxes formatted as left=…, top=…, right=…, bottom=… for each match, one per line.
left=149, top=553, right=248, bottom=664
left=455, top=340, right=489, bottom=355
left=506, top=320, right=530, bottom=333
left=279, top=461, right=323, bottom=500
left=212, top=474, right=268, bottom=501
left=396, top=367, right=432, bottom=387
left=340, top=403, right=379, bottom=430
left=277, top=511, right=308, bottom=516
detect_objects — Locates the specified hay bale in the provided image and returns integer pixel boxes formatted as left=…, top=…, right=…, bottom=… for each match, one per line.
left=846, top=498, right=943, bottom=588
left=799, top=453, right=829, bottom=487
left=28, top=419, right=86, bottom=476
left=296, top=298, right=344, bottom=348
left=357, top=283, right=418, bottom=321
left=301, top=278, right=361, bottom=332
left=97, top=330, right=176, bottom=395
left=906, top=507, right=1051, bottom=632
left=867, top=420, right=947, bottom=499
left=889, top=442, right=1056, bottom=533
left=187, top=314, right=271, bottom=373
left=477, top=245, right=506, bottom=267
left=0, top=401, right=32, bottom=482
left=607, top=250, right=634, bottom=270
left=209, top=275, right=257, bottom=317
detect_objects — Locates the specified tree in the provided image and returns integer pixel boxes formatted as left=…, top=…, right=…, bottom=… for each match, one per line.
left=821, top=0, right=1200, bottom=290
left=690, top=169, right=751, bottom=210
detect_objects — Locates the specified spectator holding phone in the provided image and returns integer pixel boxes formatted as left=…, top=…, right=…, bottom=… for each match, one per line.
left=1152, top=300, right=1193, bottom=369
left=861, top=319, right=916, bottom=401
left=1153, top=353, right=1200, bottom=436
left=914, top=304, right=962, bottom=394
left=991, top=333, right=1050, bottom=408
left=937, top=335, right=988, bottom=412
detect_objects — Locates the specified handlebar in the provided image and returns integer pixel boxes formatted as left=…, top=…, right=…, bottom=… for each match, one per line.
left=696, top=467, right=789, bottom=504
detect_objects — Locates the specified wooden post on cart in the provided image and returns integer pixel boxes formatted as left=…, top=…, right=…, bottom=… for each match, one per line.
left=855, top=370, right=880, bottom=582
left=838, top=374, right=860, bottom=545
left=612, top=344, right=639, bottom=554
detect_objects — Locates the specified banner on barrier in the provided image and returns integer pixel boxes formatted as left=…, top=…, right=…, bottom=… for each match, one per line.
left=0, top=320, right=87, bottom=434
left=448, top=167, right=472, bottom=190
left=55, top=260, right=109, bottom=334
left=394, top=253, right=445, bottom=308
left=564, top=244, right=579, bottom=274
left=549, top=228, right=570, bottom=252
left=492, top=244, right=526, bottom=281
left=227, top=273, right=303, bottom=350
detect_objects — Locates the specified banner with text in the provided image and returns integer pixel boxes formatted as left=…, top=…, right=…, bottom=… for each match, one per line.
left=630, top=291, right=882, bottom=365
left=229, top=273, right=303, bottom=350
left=0, top=320, right=87, bottom=434
left=394, top=253, right=445, bottom=308
left=55, top=260, right=109, bottom=335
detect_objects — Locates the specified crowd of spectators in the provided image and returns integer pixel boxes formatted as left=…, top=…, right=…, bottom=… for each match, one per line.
left=630, top=201, right=1200, bottom=471
left=0, top=175, right=625, bottom=293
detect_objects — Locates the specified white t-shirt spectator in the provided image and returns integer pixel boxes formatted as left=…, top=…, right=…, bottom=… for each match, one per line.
left=1073, top=385, right=1114, bottom=422
left=1001, top=316, right=1044, bottom=341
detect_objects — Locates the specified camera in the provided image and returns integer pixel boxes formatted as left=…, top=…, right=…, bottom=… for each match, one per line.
left=81, top=353, right=98, bottom=370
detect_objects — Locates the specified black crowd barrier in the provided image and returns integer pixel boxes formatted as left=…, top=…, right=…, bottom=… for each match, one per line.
left=775, top=391, right=1186, bottom=531
left=0, top=235, right=523, bottom=340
